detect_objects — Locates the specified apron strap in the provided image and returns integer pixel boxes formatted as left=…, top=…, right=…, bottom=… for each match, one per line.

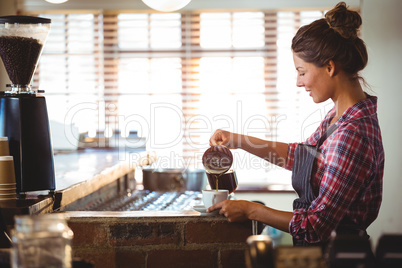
left=292, top=123, right=339, bottom=209
left=316, top=123, right=338, bottom=148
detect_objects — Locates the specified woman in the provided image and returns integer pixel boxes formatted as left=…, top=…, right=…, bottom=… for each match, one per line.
left=206, top=2, right=384, bottom=247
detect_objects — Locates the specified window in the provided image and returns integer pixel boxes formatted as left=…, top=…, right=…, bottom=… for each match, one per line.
left=35, top=10, right=330, bottom=185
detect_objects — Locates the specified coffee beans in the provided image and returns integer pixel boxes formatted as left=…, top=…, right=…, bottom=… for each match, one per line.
left=0, top=36, right=43, bottom=85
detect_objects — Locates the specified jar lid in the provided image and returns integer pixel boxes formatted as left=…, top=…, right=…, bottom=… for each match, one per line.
left=0, top=16, right=51, bottom=24
left=14, top=214, right=70, bottom=233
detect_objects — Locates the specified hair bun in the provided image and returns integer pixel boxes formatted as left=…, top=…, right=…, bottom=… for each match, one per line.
left=325, top=2, right=361, bottom=40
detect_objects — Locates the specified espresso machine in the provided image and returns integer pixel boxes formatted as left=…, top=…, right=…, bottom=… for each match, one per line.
left=0, top=16, right=55, bottom=195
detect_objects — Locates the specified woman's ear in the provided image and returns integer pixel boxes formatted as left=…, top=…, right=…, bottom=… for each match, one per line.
left=327, top=60, right=336, bottom=77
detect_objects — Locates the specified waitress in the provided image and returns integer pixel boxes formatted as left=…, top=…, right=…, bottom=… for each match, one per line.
left=206, top=2, right=384, bottom=247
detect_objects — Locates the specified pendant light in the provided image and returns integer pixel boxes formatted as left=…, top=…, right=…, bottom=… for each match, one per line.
left=45, top=0, right=68, bottom=3
left=142, top=0, right=192, bottom=12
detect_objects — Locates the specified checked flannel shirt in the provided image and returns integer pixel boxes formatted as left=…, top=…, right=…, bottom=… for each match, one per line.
left=284, top=95, right=384, bottom=244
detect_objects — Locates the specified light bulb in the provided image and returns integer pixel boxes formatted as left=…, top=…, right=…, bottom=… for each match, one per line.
left=45, top=0, right=68, bottom=4
left=142, top=0, right=191, bottom=12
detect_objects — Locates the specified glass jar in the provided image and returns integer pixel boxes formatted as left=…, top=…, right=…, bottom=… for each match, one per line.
left=11, top=214, right=74, bottom=268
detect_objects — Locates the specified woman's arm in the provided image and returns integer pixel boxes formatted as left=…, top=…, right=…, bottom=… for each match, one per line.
left=209, top=129, right=289, bottom=167
left=207, top=200, right=293, bottom=232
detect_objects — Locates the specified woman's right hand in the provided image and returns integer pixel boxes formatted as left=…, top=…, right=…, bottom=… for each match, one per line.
left=209, top=129, right=240, bottom=149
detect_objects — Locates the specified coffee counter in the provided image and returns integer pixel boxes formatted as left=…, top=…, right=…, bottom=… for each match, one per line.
left=54, top=149, right=252, bottom=268
left=0, top=149, right=151, bottom=244
left=62, top=210, right=252, bottom=268
left=52, top=148, right=155, bottom=209
left=0, top=149, right=253, bottom=267
left=4, top=148, right=292, bottom=213
left=1, top=149, right=154, bottom=215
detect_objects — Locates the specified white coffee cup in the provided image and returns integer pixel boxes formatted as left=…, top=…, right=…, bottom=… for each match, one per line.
left=202, top=189, right=229, bottom=208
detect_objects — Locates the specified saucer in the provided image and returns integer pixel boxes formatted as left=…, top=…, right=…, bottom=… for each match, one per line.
left=192, top=205, right=207, bottom=213
left=192, top=205, right=219, bottom=215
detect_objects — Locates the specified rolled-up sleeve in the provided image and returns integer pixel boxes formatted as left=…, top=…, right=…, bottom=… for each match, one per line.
left=284, top=142, right=298, bottom=171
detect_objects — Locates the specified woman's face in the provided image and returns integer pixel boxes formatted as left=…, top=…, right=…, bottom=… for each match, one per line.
left=293, top=53, right=334, bottom=103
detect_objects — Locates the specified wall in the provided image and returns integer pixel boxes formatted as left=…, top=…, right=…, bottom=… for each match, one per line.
left=361, top=0, right=402, bottom=247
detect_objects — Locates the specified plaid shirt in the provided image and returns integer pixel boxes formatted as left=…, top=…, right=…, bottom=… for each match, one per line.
left=285, top=96, right=384, bottom=243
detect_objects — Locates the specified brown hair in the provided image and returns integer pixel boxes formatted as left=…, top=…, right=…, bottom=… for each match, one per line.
left=291, top=2, right=368, bottom=80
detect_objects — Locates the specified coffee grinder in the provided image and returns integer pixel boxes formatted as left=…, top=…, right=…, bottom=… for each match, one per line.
left=0, top=16, right=55, bottom=196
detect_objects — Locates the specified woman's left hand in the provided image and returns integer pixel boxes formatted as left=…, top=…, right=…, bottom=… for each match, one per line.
left=206, top=200, right=253, bottom=222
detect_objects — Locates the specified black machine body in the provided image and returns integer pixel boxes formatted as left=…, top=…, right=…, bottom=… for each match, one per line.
left=0, top=92, right=55, bottom=194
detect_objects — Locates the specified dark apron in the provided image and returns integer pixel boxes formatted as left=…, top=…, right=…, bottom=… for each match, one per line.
left=291, top=124, right=368, bottom=247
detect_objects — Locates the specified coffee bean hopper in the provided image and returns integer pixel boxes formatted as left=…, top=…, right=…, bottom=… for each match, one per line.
left=0, top=16, right=55, bottom=196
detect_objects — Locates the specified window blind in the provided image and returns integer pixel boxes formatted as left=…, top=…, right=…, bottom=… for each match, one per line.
left=34, top=10, right=327, bottom=176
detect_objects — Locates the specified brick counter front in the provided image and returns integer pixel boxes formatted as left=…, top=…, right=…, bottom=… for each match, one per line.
left=64, top=211, right=252, bottom=268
